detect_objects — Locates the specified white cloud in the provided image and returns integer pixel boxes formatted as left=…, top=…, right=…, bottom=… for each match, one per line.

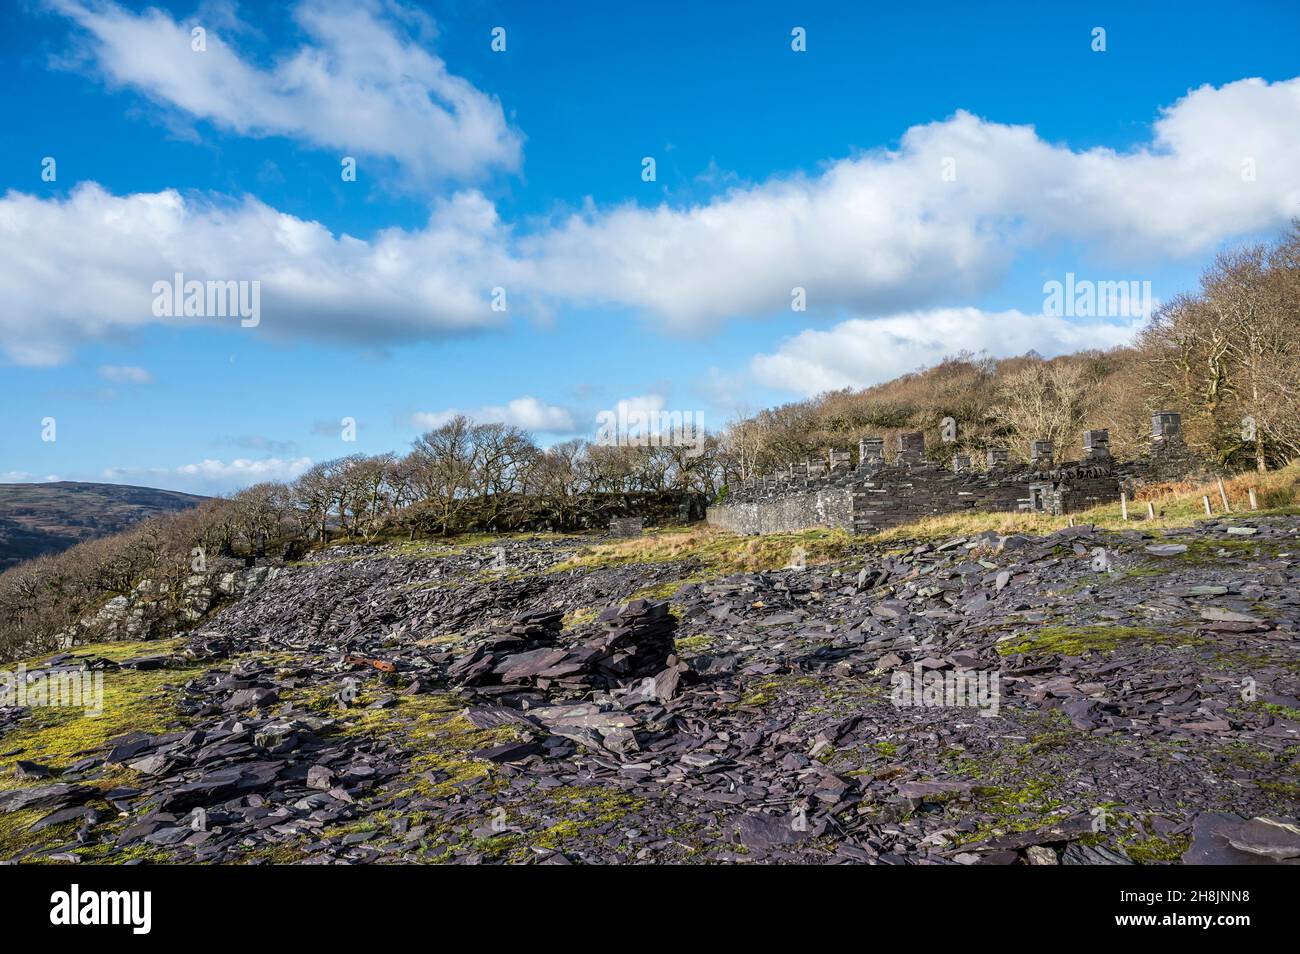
left=97, top=364, right=153, bottom=384
left=173, top=456, right=313, bottom=480
left=5, top=76, right=1300, bottom=364
left=411, top=396, right=576, bottom=433
left=51, top=0, right=522, bottom=183
left=0, top=184, right=517, bottom=364
left=750, top=308, right=1141, bottom=397
left=102, top=456, right=313, bottom=493
left=589, top=394, right=711, bottom=440
left=1, top=472, right=61, bottom=483
left=525, top=78, right=1300, bottom=329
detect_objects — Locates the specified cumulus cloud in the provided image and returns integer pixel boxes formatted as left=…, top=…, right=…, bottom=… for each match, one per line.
left=5, top=76, right=1299, bottom=364
left=0, top=184, right=517, bottom=364
left=411, top=396, right=576, bottom=433
left=172, top=456, right=313, bottom=480
left=749, top=308, right=1142, bottom=397
left=50, top=0, right=522, bottom=183
left=97, top=364, right=153, bottom=384
left=102, top=456, right=313, bottom=493
left=526, top=78, right=1300, bottom=329
left=1, top=472, right=60, bottom=483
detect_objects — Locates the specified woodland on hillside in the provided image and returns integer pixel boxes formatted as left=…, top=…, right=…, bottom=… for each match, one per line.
left=721, top=224, right=1300, bottom=479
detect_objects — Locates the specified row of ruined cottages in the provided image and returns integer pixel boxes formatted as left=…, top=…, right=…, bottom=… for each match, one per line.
left=707, top=412, right=1205, bottom=535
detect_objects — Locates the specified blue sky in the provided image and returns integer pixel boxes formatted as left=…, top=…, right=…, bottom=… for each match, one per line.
left=3, top=0, right=1299, bottom=493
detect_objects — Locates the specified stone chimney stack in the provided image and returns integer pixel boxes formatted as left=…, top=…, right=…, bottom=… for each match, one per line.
left=1152, top=412, right=1182, bottom=442
left=858, top=437, right=885, bottom=468
left=1083, top=429, right=1111, bottom=461
left=1030, top=439, right=1054, bottom=470
left=896, top=431, right=925, bottom=465
left=986, top=447, right=1009, bottom=470
left=951, top=454, right=971, bottom=473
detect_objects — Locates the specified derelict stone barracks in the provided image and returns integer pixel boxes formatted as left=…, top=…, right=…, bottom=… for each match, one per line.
left=707, top=412, right=1205, bottom=535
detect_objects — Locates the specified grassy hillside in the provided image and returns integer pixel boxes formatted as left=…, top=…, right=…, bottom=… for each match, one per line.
left=0, top=481, right=205, bottom=571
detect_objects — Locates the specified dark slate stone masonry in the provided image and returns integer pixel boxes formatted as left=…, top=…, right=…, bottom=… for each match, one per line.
left=709, top=413, right=1210, bottom=535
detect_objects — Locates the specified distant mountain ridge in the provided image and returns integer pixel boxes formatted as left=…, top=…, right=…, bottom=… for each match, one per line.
left=0, top=481, right=205, bottom=572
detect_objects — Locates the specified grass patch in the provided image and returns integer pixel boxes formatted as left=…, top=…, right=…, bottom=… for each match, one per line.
left=461, top=784, right=650, bottom=863
left=0, top=641, right=213, bottom=862
left=1177, top=537, right=1279, bottom=566
left=1257, top=702, right=1300, bottom=721
left=1122, top=832, right=1191, bottom=864
left=736, top=678, right=782, bottom=708
left=10, top=637, right=185, bottom=669
left=674, top=633, right=717, bottom=654
left=354, top=530, right=585, bottom=557
left=552, top=525, right=853, bottom=576
left=299, top=688, right=522, bottom=800
left=996, top=625, right=1197, bottom=658
left=0, top=663, right=209, bottom=779
left=871, top=510, right=1070, bottom=545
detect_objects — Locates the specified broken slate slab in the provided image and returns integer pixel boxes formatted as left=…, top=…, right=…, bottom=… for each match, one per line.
left=0, top=784, right=98, bottom=812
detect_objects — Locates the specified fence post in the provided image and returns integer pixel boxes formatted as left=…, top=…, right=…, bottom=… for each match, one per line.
left=1203, top=495, right=1213, bottom=516
left=1147, top=502, right=1156, bottom=520
left=1248, top=487, right=1258, bottom=511
left=1120, top=493, right=1128, bottom=521
left=1217, top=478, right=1231, bottom=513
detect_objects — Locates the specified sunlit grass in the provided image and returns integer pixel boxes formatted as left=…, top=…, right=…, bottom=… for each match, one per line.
left=0, top=655, right=208, bottom=781
left=551, top=524, right=854, bottom=575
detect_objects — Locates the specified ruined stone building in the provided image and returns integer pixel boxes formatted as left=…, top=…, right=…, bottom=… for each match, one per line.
left=707, top=412, right=1205, bottom=535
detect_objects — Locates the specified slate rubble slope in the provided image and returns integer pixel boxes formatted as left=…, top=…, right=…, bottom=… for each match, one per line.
left=2, top=520, right=1298, bottom=864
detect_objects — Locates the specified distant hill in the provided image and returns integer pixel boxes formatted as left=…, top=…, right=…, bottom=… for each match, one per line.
left=0, top=482, right=206, bottom=572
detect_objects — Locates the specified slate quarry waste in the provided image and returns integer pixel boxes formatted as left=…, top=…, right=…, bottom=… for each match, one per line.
left=1, top=520, right=1298, bottom=864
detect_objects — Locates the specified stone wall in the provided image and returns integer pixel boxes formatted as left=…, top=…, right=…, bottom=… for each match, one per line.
left=608, top=516, right=645, bottom=537
left=707, top=486, right=854, bottom=535
left=709, top=412, right=1207, bottom=536
left=849, top=463, right=1031, bottom=534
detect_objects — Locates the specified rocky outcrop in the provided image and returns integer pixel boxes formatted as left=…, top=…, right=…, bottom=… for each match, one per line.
left=54, top=560, right=281, bottom=647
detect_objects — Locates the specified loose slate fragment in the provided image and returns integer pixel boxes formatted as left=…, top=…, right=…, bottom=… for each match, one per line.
left=1223, top=817, right=1300, bottom=861
left=0, top=784, right=98, bottom=812
left=737, top=812, right=810, bottom=848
